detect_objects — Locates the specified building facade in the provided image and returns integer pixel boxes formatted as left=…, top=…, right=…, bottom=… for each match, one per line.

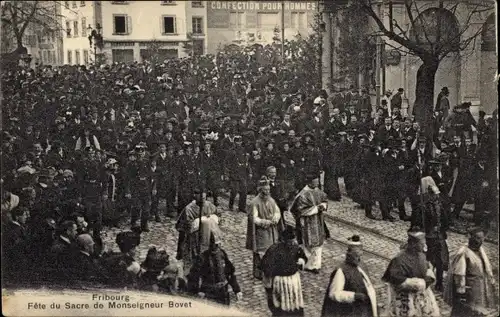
left=61, top=1, right=95, bottom=65
left=206, top=1, right=318, bottom=53
left=62, top=0, right=208, bottom=65
left=1, top=1, right=63, bottom=66
left=368, top=0, right=497, bottom=115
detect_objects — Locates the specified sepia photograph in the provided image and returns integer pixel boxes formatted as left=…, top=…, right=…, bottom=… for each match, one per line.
left=1, top=0, right=498, bottom=316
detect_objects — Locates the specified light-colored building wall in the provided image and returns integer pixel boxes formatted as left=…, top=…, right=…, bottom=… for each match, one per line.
left=186, top=0, right=208, bottom=55
left=100, top=0, right=191, bottom=62
left=62, top=0, right=96, bottom=65
left=1, top=1, right=63, bottom=66
left=206, top=1, right=318, bottom=54
left=369, top=0, right=497, bottom=115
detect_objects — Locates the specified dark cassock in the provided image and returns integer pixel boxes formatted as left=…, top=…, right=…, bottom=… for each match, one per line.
left=444, top=227, right=497, bottom=317
left=382, top=228, right=440, bottom=316
left=261, top=226, right=307, bottom=316
left=322, top=136, right=342, bottom=201
left=246, top=177, right=283, bottom=280
left=357, top=144, right=378, bottom=219
left=290, top=175, right=328, bottom=273
left=187, top=229, right=242, bottom=306
left=322, top=235, right=378, bottom=317
left=411, top=176, right=450, bottom=292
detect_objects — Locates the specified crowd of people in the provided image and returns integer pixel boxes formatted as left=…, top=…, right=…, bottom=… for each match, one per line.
left=1, top=43, right=498, bottom=316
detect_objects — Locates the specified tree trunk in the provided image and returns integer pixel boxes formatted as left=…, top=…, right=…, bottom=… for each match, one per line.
left=16, top=33, right=24, bottom=50
left=413, top=56, right=439, bottom=135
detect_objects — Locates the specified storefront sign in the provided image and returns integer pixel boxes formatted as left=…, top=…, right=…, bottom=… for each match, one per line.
left=209, top=1, right=317, bottom=11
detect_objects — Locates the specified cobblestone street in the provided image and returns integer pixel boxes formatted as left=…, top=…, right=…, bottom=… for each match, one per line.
left=102, top=180, right=498, bottom=317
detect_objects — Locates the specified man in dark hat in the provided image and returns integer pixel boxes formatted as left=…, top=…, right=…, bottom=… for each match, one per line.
left=322, top=235, right=378, bottom=317
left=376, top=117, right=398, bottom=147
left=152, top=142, right=178, bottom=218
left=391, top=88, right=404, bottom=111
left=3, top=207, right=30, bottom=282
left=435, top=87, right=450, bottom=125
left=226, top=135, right=251, bottom=213
left=378, top=139, right=401, bottom=222
left=322, top=135, right=342, bottom=201
left=79, top=146, right=105, bottom=240
left=261, top=225, right=308, bottom=316
left=124, top=142, right=155, bottom=232
left=342, top=129, right=358, bottom=198
left=177, top=141, right=199, bottom=212
left=200, top=139, right=221, bottom=206
left=411, top=176, right=450, bottom=292
left=302, top=133, right=322, bottom=190
left=357, top=143, right=379, bottom=220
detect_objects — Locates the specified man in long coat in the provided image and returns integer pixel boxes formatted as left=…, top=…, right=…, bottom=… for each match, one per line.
left=322, top=235, right=378, bottom=317
left=290, top=174, right=328, bottom=274
left=246, top=176, right=283, bottom=280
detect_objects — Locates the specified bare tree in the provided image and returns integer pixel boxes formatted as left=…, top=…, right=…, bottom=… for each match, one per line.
left=356, top=0, right=494, bottom=129
left=1, top=1, right=64, bottom=51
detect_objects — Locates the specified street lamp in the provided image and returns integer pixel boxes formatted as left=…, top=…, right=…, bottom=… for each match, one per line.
left=88, top=23, right=103, bottom=65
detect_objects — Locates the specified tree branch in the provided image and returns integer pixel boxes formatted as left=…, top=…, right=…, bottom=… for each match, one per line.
left=19, top=2, right=39, bottom=42
left=384, top=41, right=417, bottom=56
left=392, top=18, right=410, bottom=40
left=404, top=0, right=420, bottom=45
left=361, top=1, right=428, bottom=57
left=410, top=0, right=434, bottom=51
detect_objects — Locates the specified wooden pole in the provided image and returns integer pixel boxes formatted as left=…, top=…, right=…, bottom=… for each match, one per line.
left=375, top=1, right=382, bottom=108
left=281, top=0, right=285, bottom=59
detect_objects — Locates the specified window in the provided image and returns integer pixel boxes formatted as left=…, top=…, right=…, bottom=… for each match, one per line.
left=43, top=51, right=48, bottom=64
left=72, top=1, right=77, bottom=8
left=229, top=12, right=244, bottom=29
left=66, top=21, right=71, bottom=37
left=113, top=15, right=129, bottom=34
left=64, top=1, right=69, bottom=9
left=67, top=50, right=72, bottom=64
left=82, top=18, right=87, bottom=36
left=192, top=1, right=203, bottom=7
left=161, top=1, right=176, bottom=5
left=291, top=12, right=307, bottom=29
left=80, top=1, right=85, bottom=6
left=75, top=50, right=81, bottom=64
left=83, top=50, right=89, bottom=64
left=112, top=0, right=128, bottom=4
left=112, top=49, right=134, bottom=63
left=73, top=21, right=79, bottom=37
left=193, top=39, right=204, bottom=56
left=163, top=16, right=176, bottom=34
left=257, top=12, right=279, bottom=29
left=192, top=17, right=203, bottom=34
